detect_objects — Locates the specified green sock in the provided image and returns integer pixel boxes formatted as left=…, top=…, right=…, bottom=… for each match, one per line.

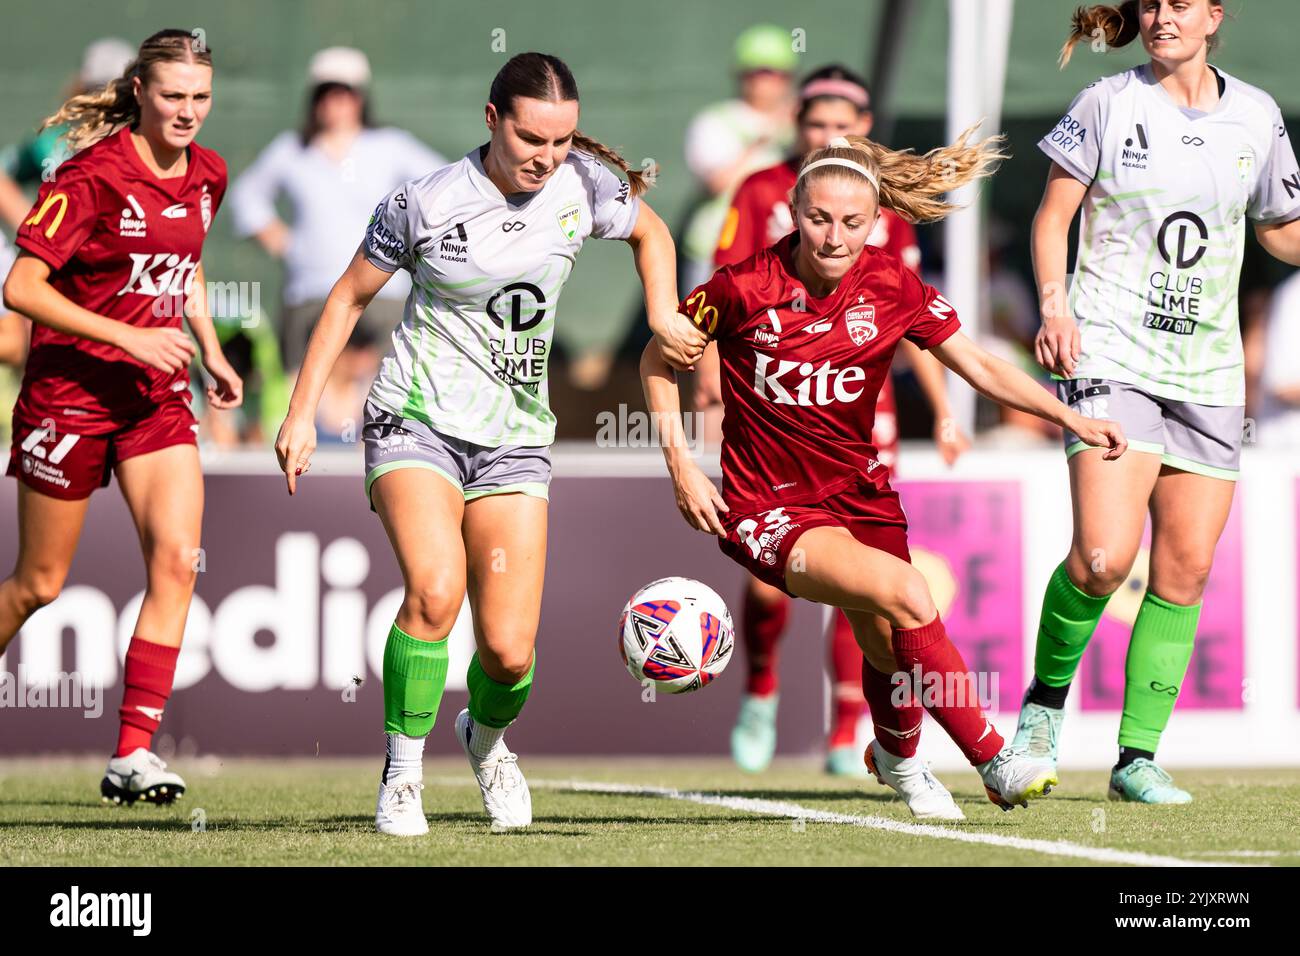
left=1118, top=591, right=1200, bottom=752
left=1033, top=562, right=1112, bottom=687
left=382, top=622, right=449, bottom=737
left=466, top=652, right=535, bottom=729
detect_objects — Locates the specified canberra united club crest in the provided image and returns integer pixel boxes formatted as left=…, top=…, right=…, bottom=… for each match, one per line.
left=557, top=202, right=580, bottom=240
left=845, top=301, right=878, bottom=346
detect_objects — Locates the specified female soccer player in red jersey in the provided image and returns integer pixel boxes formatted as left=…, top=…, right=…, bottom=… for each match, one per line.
left=0, top=30, right=241, bottom=804
left=642, top=133, right=1127, bottom=818
left=701, top=65, right=970, bottom=776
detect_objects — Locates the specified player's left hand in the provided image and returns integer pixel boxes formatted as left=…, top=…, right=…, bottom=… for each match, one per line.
left=652, top=312, right=708, bottom=371
left=933, top=416, right=971, bottom=466
left=202, top=352, right=244, bottom=410
left=1071, top=415, right=1127, bottom=461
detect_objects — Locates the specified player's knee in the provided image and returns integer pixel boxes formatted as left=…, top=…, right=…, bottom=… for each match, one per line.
left=480, top=643, right=534, bottom=683
left=148, top=542, right=200, bottom=591
left=1068, top=548, right=1133, bottom=596
left=403, top=577, right=462, bottom=635
left=747, top=577, right=786, bottom=607
left=890, top=570, right=936, bottom=630
left=1149, top=555, right=1213, bottom=605
left=14, top=573, right=63, bottom=613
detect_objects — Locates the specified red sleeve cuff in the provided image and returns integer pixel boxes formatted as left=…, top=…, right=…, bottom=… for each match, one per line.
left=13, top=234, right=70, bottom=272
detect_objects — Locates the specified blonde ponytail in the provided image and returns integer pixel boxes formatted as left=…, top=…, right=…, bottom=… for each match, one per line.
left=793, top=123, right=1008, bottom=224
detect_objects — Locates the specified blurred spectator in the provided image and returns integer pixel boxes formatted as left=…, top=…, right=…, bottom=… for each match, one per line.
left=678, top=23, right=797, bottom=295
left=229, top=46, right=445, bottom=444
left=1257, top=272, right=1300, bottom=447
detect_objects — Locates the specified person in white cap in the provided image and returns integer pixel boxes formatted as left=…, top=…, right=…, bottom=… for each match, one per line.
left=229, top=46, right=446, bottom=444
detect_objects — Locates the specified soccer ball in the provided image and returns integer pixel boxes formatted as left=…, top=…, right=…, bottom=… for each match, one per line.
left=618, top=576, right=734, bottom=693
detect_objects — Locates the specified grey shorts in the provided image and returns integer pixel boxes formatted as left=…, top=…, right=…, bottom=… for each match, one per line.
left=361, top=400, right=551, bottom=509
left=1058, top=379, right=1243, bottom=480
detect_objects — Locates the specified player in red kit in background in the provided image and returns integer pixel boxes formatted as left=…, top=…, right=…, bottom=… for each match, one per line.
left=698, top=65, right=970, bottom=776
left=642, top=132, right=1126, bottom=818
left=0, top=30, right=241, bottom=804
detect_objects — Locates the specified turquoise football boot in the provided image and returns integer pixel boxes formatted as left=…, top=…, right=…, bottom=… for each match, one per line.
left=1108, top=758, right=1192, bottom=804
left=730, top=694, right=778, bottom=773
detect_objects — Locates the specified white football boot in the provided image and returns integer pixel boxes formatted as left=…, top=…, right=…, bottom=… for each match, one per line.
left=864, top=739, right=965, bottom=821
left=375, top=779, right=430, bottom=836
left=100, top=748, right=186, bottom=805
left=455, top=708, right=531, bottom=829
left=977, top=746, right=1058, bottom=811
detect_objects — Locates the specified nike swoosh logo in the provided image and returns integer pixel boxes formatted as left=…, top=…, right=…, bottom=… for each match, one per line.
left=136, top=705, right=164, bottom=720
left=162, top=203, right=187, bottom=218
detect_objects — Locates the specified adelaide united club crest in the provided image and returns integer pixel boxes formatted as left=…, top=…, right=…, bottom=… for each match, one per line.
left=845, top=295, right=878, bottom=346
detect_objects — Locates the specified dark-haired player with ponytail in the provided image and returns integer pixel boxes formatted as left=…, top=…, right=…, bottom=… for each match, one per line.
left=1013, top=0, right=1300, bottom=803
left=701, top=65, right=970, bottom=777
left=645, top=131, right=1127, bottom=818
left=0, top=30, right=241, bottom=804
left=277, top=52, right=705, bottom=835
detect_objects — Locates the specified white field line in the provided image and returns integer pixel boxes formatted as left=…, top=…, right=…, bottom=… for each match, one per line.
left=427, top=775, right=1255, bottom=867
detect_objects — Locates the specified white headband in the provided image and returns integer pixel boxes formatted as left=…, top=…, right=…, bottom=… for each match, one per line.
left=797, top=136, right=879, bottom=193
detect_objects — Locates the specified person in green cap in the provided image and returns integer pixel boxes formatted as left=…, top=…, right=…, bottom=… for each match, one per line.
left=679, top=23, right=797, bottom=295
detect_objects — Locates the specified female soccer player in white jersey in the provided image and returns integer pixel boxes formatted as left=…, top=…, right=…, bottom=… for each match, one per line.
left=1013, top=0, right=1300, bottom=803
left=276, top=53, right=706, bottom=835
left=642, top=132, right=1127, bottom=820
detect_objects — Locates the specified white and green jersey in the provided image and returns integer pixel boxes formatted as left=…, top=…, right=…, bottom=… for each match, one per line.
left=363, top=146, right=640, bottom=446
left=1040, top=65, right=1300, bottom=405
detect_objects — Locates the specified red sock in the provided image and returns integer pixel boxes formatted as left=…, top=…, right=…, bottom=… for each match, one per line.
left=892, top=615, right=1003, bottom=765
left=828, top=611, right=865, bottom=747
left=861, top=658, right=922, bottom=757
left=116, top=637, right=180, bottom=757
left=741, top=587, right=789, bottom=697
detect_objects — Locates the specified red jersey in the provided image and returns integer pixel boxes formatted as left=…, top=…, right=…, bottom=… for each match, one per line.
left=714, top=157, right=921, bottom=272
left=680, top=233, right=959, bottom=512
left=14, top=125, right=227, bottom=434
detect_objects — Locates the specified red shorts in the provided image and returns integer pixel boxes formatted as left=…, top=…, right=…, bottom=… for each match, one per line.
left=719, top=480, right=911, bottom=598
left=7, top=395, right=198, bottom=500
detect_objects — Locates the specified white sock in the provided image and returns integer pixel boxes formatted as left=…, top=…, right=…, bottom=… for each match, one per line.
left=384, top=732, right=425, bottom=783
left=467, top=717, right=506, bottom=760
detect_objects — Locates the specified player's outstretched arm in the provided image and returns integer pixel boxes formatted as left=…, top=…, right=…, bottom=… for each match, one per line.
left=930, top=329, right=1126, bottom=460
left=275, top=249, right=393, bottom=494
left=2, top=251, right=195, bottom=373
left=639, top=337, right=729, bottom=535
left=625, top=201, right=707, bottom=371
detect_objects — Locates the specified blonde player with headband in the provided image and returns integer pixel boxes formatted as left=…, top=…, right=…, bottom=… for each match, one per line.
left=1013, top=0, right=1300, bottom=803
left=643, top=132, right=1127, bottom=819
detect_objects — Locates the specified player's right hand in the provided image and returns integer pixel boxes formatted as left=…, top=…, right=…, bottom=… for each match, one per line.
left=1070, top=415, right=1127, bottom=461
left=275, top=412, right=317, bottom=495
left=653, top=312, right=708, bottom=372
left=1035, top=314, right=1080, bottom=378
left=673, top=465, right=729, bottom=536
left=121, top=326, right=197, bottom=374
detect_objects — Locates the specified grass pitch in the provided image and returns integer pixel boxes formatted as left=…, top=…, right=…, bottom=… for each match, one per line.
left=1, top=757, right=1297, bottom=866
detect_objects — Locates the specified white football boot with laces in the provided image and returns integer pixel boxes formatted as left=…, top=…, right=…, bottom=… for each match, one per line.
left=864, top=739, right=965, bottom=821
left=100, top=748, right=186, bottom=805
left=375, top=779, right=430, bottom=836
left=455, top=708, right=532, bottom=829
